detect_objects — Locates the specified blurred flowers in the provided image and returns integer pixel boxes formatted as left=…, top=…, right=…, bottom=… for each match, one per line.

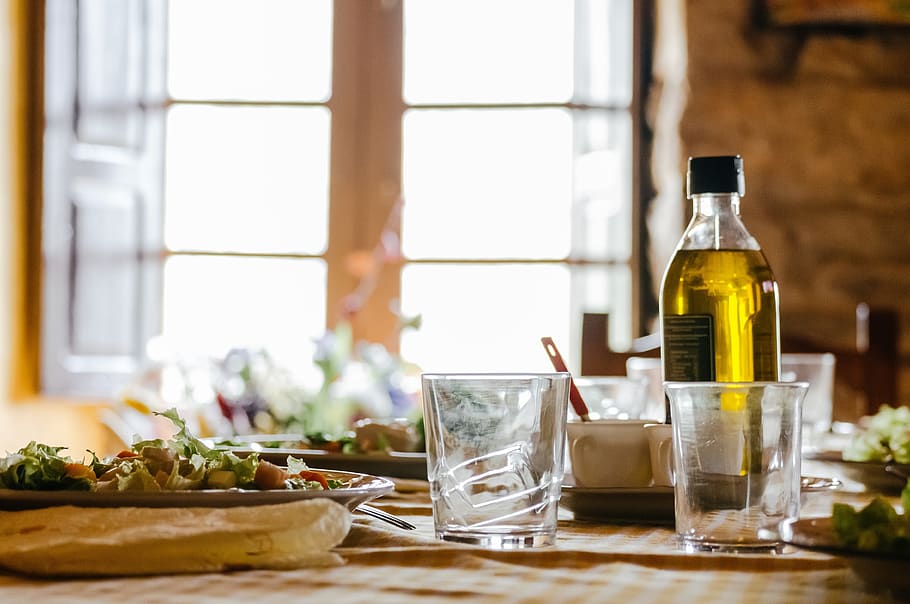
left=107, top=196, right=421, bottom=444
left=109, top=319, right=421, bottom=444
left=217, top=319, right=421, bottom=438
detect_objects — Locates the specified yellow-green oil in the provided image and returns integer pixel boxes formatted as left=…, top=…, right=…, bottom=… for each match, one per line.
left=662, top=248, right=780, bottom=480
left=662, top=248, right=780, bottom=393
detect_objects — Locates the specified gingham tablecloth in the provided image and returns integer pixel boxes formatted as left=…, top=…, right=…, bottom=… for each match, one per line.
left=0, top=480, right=898, bottom=604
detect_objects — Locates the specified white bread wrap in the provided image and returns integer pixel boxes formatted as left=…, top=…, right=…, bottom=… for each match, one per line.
left=0, top=498, right=351, bottom=576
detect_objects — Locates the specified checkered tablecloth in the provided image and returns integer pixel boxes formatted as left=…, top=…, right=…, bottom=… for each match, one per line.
left=0, top=480, right=899, bottom=604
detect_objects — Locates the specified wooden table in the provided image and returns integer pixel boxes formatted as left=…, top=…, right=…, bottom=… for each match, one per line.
left=0, top=471, right=901, bottom=604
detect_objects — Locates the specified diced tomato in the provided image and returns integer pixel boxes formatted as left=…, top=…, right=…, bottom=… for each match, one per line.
left=116, top=450, right=140, bottom=458
left=321, top=441, right=342, bottom=454
left=298, top=470, right=329, bottom=490
left=64, top=463, right=96, bottom=481
left=254, top=460, right=289, bottom=490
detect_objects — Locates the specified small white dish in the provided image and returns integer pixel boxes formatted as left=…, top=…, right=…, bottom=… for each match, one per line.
left=560, top=475, right=841, bottom=524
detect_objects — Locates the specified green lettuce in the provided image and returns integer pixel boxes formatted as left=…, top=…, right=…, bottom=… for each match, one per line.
left=833, top=479, right=910, bottom=554
left=111, top=457, right=161, bottom=491
left=844, top=405, right=910, bottom=464
left=0, top=409, right=339, bottom=494
left=207, top=450, right=258, bottom=488
left=155, top=408, right=214, bottom=460
left=0, top=442, right=93, bottom=491
left=148, top=408, right=259, bottom=488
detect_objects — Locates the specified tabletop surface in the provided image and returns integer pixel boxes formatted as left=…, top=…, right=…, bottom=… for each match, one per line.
left=0, top=461, right=903, bottom=604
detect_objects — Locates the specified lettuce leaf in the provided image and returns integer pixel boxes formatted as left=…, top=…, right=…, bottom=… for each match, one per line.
left=833, top=479, right=910, bottom=554
left=844, top=405, right=910, bottom=463
left=0, top=409, right=317, bottom=494
left=161, top=454, right=207, bottom=490
left=208, top=450, right=258, bottom=488
left=111, top=458, right=161, bottom=491
left=0, top=442, right=93, bottom=491
left=154, top=408, right=215, bottom=460
left=153, top=408, right=260, bottom=489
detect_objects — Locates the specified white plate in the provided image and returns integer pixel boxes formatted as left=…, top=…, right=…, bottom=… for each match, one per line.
left=561, top=475, right=842, bottom=524
left=226, top=448, right=428, bottom=480
left=561, top=483, right=675, bottom=524
left=0, top=469, right=394, bottom=511
left=208, top=435, right=428, bottom=479
left=804, top=450, right=909, bottom=494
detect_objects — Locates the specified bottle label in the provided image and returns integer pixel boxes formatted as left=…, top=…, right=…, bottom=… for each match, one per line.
left=663, top=315, right=715, bottom=381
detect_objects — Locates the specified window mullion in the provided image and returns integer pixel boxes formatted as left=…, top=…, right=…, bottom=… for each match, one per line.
left=327, top=0, right=403, bottom=350
left=326, top=4, right=366, bottom=333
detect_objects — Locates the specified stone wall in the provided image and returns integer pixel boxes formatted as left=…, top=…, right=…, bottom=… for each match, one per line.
left=651, top=0, right=910, bottom=412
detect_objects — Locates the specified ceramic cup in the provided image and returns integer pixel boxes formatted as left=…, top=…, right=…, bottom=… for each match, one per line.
left=566, top=419, right=653, bottom=488
left=644, top=423, right=674, bottom=487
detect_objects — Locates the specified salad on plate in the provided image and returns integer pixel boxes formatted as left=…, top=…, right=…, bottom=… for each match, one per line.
left=0, top=409, right=341, bottom=493
left=832, top=479, right=910, bottom=555
left=843, top=405, right=910, bottom=464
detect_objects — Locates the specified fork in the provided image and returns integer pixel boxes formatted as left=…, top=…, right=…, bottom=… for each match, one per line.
left=356, top=504, right=417, bottom=530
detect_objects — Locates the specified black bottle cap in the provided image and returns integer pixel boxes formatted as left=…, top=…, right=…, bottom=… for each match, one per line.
left=687, top=155, right=745, bottom=197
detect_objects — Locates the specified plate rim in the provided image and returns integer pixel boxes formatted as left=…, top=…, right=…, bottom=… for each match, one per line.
left=0, top=468, right=395, bottom=511
left=782, top=516, right=910, bottom=561
left=560, top=475, right=840, bottom=494
left=222, top=447, right=427, bottom=462
left=561, top=484, right=674, bottom=496
left=806, top=449, right=910, bottom=469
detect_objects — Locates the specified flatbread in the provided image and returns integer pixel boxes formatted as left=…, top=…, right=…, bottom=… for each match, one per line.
left=0, top=498, right=351, bottom=576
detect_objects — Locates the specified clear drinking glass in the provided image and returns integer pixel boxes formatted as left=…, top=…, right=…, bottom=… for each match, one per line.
left=781, top=353, right=836, bottom=450
left=664, top=381, right=808, bottom=553
left=421, top=373, right=571, bottom=548
left=625, top=356, right=667, bottom=422
left=571, top=376, right=648, bottom=421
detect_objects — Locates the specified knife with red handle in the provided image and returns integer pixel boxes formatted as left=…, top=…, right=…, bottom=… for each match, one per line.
left=540, top=337, right=591, bottom=421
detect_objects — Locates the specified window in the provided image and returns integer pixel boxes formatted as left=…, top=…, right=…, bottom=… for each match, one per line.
left=39, top=0, right=649, bottom=396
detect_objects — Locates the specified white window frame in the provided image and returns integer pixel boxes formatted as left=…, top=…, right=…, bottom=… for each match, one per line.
left=37, top=0, right=652, bottom=397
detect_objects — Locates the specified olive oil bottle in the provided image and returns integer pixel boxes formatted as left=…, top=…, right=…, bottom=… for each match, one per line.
left=661, top=156, right=780, bottom=499
left=660, top=156, right=780, bottom=384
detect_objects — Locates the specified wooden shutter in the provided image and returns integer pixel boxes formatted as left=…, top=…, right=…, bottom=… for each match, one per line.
left=41, top=0, right=165, bottom=396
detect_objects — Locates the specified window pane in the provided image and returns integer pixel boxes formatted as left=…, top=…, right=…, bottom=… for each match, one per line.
left=402, top=109, right=572, bottom=259
left=70, top=183, right=140, bottom=356
left=165, top=105, right=330, bottom=254
left=575, top=0, right=633, bottom=105
left=167, top=0, right=332, bottom=101
left=77, top=0, right=143, bottom=147
left=400, top=264, right=570, bottom=372
left=162, top=256, right=326, bottom=368
left=573, top=111, right=632, bottom=261
left=403, top=0, right=573, bottom=103
left=572, top=264, right=633, bottom=353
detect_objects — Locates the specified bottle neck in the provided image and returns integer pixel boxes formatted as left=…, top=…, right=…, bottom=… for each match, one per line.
left=692, top=192, right=741, bottom=217
left=679, top=192, right=758, bottom=251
